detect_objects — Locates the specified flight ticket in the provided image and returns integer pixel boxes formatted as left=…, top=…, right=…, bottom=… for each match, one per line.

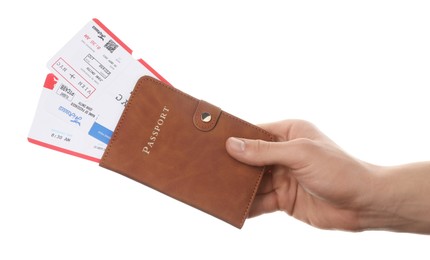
left=28, top=18, right=169, bottom=162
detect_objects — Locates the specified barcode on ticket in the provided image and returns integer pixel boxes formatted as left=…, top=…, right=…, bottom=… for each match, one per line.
left=104, top=39, right=119, bottom=53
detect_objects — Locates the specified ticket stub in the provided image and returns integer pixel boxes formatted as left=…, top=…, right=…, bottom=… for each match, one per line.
left=28, top=19, right=169, bottom=162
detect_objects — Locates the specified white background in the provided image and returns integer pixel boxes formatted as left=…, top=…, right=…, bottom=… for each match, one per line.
left=1, top=1, right=430, bottom=259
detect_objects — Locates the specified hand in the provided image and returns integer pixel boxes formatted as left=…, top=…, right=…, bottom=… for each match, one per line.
left=226, top=119, right=430, bottom=233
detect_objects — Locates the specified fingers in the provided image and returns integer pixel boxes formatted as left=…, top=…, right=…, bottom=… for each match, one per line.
left=225, top=137, right=310, bottom=167
left=248, top=192, right=279, bottom=218
left=257, top=119, right=326, bottom=142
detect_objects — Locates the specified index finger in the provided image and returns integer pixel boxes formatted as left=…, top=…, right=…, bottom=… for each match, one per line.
left=258, top=119, right=326, bottom=142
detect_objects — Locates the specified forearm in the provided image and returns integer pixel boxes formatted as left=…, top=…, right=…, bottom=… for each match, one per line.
left=361, top=162, right=430, bottom=234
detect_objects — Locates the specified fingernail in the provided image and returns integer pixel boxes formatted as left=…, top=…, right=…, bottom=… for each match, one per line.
left=228, top=137, right=245, bottom=152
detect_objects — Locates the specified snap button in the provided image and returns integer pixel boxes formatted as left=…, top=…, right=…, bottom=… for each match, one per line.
left=201, top=112, right=212, bottom=123
left=193, top=100, right=221, bottom=132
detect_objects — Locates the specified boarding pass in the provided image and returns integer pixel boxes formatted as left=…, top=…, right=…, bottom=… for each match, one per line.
left=28, top=18, right=169, bottom=162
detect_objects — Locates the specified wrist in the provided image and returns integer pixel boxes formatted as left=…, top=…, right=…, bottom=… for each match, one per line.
left=359, top=162, right=430, bottom=234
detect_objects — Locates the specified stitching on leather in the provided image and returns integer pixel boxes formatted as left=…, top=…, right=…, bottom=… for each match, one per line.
left=241, top=166, right=266, bottom=227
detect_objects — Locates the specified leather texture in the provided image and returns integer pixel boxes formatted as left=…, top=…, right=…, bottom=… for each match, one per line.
left=99, top=76, right=274, bottom=228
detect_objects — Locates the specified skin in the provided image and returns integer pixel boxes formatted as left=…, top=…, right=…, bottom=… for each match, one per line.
left=225, top=119, right=430, bottom=234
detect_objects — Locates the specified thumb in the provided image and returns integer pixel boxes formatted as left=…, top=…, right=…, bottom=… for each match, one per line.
left=226, top=137, right=301, bottom=167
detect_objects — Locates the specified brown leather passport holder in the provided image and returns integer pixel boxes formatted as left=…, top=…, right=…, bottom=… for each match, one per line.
left=99, top=76, right=274, bottom=228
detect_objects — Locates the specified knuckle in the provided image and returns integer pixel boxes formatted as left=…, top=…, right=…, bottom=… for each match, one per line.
left=254, top=139, right=272, bottom=154
left=290, top=138, right=320, bottom=160
left=292, top=138, right=315, bottom=148
left=248, top=139, right=272, bottom=166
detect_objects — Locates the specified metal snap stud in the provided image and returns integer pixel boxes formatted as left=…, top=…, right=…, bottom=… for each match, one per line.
left=201, top=112, right=212, bottom=123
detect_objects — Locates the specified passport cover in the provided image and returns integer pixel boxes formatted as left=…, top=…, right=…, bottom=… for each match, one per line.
left=99, top=76, right=274, bottom=228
